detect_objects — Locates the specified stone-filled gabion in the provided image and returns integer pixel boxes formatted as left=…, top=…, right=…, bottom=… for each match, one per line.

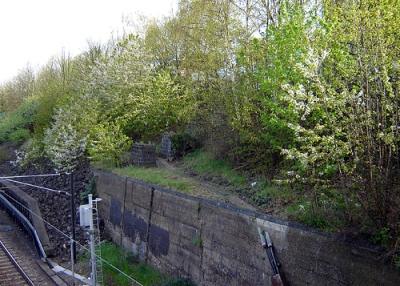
left=161, top=133, right=175, bottom=158
left=131, top=144, right=156, bottom=167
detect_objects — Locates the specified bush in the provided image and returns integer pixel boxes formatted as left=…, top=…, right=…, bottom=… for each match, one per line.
left=8, top=128, right=31, bottom=143
left=0, top=97, right=38, bottom=143
left=171, top=132, right=201, bottom=157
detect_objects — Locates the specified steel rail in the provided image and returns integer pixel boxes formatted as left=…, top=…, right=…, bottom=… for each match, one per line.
left=0, top=241, right=35, bottom=286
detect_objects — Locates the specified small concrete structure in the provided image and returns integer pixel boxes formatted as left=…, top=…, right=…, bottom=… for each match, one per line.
left=131, top=144, right=156, bottom=167
left=161, top=133, right=175, bottom=158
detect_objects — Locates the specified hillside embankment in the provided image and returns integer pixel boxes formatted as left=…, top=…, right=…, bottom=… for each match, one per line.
left=1, top=143, right=399, bottom=285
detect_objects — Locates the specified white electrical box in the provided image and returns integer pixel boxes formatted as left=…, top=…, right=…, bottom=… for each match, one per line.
left=79, top=204, right=91, bottom=227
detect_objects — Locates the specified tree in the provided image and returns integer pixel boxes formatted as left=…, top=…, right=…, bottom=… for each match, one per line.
left=80, top=34, right=152, bottom=126
left=161, top=0, right=250, bottom=159
left=282, top=0, right=400, bottom=231
left=119, top=71, right=192, bottom=140
left=33, top=51, right=77, bottom=139
left=0, top=65, right=35, bottom=112
left=144, top=16, right=182, bottom=72
left=43, top=109, right=88, bottom=173
left=44, top=34, right=192, bottom=165
left=227, top=1, right=314, bottom=170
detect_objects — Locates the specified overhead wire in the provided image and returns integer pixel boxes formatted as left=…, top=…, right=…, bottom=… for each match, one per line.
left=3, top=179, right=71, bottom=196
left=0, top=173, right=70, bottom=179
left=0, top=173, right=71, bottom=196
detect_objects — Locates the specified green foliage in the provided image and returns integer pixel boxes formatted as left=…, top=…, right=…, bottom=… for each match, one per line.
left=281, top=185, right=365, bottom=233
left=8, top=128, right=30, bottom=143
left=33, top=53, right=77, bottom=140
left=249, top=180, right=291, bottom=209
left=183, top=150, right=246, bottom=186
left=372, top=227, right=391, bottom=246
left=120, top=71, right=192, bottom=140
left=79, top=34, right=152, bottom=126
left=291, top=203, right=344, bottom=233
left=100, top=242, right=163, bottom=286
left=10, top=138, right=45, bottom=168
left=192, top=235, right=203, bottom=249
left=0, top=97, right=38, bottom=143
left=170, top=131, right=201, bottom=156
left=2, top=0, right=399, bottom=251
left=0, top=65, right=35, bottom=112
left=43, top=108, right=88, bottom=172
left=394, top=255, right=400, bottom=269
left=157, top=0, right=246, bottom=163
left=279, top=0, right=400, bottom=235
left=281, top=49, right=354, bottom=183
left=80, top=176, right=97, bottom=203
left=87, top=121, right=132, bottom=166
left=256, top=1, right=314, bottom=153
left=97, top=242, right=196, bottom=285
left=250, top=190, right=274, bottom=209
left=300, top=213, right=330, bottom=230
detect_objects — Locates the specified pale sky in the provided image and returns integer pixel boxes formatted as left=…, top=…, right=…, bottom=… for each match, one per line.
left=0, top=0, right=177, bottom=83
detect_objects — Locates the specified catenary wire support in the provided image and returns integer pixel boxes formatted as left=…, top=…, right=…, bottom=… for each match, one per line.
left=86, top=194, right=103, bottom=286
left=70, top=172, right=77, bottom=263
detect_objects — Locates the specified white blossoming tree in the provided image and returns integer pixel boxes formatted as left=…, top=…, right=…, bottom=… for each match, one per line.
left=282, top=0, right=400, bottom=231
left=282, top=49, right=354, bottom=184
left=43, top=108, right=88, bottom=173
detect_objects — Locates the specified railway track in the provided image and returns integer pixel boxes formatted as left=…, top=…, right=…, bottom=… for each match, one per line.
left=0, top=209, right=57, bottom=286
left=0, top=240, right=34, bottom=285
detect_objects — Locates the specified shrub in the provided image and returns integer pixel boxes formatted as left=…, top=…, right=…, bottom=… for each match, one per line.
left=0, top=97, right=38, bottom=143
left=8, top=128, right=31, bottom=143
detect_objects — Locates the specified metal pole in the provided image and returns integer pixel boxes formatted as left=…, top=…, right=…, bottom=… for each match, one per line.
left=89, top=194, right=97, bottom=286
left=70, top=172, right=77, bottom=263
left=70, top=236, right=75, bottom=286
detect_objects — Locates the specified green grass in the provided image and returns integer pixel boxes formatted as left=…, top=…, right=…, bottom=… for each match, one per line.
left=101, top=242, right=162, bottom=285
left=104, top=151, right=345, bottom=234
left=110, top=165, right=200, bottom=194
left=79, top=242, right=195, bottom=286
left=182, top=150, right=246, bottom=186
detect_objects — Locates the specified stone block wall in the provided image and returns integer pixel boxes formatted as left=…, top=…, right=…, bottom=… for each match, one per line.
left=93, top=169, right=400, bottom=286
left=161, top=133, right=174, bottom=158
left=131, top=144, right=156, bottom=166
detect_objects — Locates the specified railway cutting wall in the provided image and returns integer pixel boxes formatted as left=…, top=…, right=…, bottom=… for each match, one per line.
left=94, top=169, right=400, bottom=286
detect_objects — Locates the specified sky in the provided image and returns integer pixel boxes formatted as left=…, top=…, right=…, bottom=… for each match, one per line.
left=0, top=0, right=177, bottom=83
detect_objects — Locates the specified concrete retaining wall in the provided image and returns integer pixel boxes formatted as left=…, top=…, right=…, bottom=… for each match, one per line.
left=94, top=169, right=400, bottom=286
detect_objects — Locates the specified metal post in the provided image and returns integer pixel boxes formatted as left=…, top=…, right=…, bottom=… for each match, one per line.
left=70, top=172, right=77, bottom=263
left=70, top=236, right=75, bottom=286
left=89, top=194, right=97, bottom=286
